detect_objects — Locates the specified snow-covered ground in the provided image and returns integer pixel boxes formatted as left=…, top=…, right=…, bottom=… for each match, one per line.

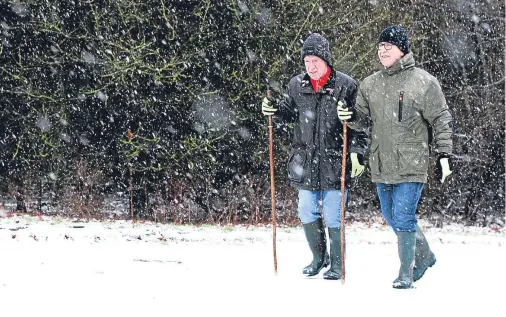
left=0, top=214, right=504, bottom=317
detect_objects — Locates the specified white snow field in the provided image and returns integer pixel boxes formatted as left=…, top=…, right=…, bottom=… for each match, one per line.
left=0, top=214, right=504, bottom=317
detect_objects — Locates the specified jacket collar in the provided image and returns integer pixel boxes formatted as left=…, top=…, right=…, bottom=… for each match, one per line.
left=382, top=52, right=415, bottom=76
left=300, top=67, right=336, bottom=95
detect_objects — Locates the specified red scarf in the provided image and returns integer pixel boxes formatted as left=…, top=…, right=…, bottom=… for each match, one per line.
left=310, top=66, right=331, bottom=92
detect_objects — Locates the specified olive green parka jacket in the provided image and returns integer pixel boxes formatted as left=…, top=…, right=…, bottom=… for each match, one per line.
left=349, top=53, right=453, bottom=184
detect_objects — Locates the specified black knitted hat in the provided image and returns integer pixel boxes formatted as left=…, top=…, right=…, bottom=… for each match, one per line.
left=378, top=26, right=410, bottom=54
left=301, top=33, right=332, bottom=67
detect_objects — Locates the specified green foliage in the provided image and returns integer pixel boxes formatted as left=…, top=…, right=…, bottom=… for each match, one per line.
left=0, top=0, right=503, bottom=226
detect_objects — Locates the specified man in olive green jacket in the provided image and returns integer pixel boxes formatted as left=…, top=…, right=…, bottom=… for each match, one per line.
left=338, top=26, right=453, bottom=289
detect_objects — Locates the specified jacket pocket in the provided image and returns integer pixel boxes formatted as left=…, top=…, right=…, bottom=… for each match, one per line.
left=368, top=143, right=380, bottom=174
left=287, top=149, right=307, bottom=183
left=321, top=149, right=343, bottom=185
left=397, top=143, right=428, bottom=176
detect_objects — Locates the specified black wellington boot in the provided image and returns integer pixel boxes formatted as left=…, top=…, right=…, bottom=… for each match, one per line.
left=393, top=231, right=416, bottom=289
left=413, top=226, right=437, bottom=282
left=302, top=218, right=330, bottom=276
left=323, top=227, right=342, bottom=280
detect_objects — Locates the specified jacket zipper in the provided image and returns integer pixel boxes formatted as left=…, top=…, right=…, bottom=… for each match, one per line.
left=314, top=93, right=321, bottom=189
left=398, top=91, right=404, bottom=122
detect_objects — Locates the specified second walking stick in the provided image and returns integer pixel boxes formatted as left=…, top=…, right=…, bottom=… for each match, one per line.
left=267, top=91, right=278, bottom=274
left=340, top=120, right=348, bottom=284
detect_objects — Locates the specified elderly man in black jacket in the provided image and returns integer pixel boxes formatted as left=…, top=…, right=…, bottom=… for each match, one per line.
left=261, top=33, right=368, bottom=280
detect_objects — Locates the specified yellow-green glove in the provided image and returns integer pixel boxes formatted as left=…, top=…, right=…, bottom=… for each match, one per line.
left=261, top=97, right=278, bottom=116
left=351, top=153, right=365, bottom=177
left=337, top=100, right=354, bottom=121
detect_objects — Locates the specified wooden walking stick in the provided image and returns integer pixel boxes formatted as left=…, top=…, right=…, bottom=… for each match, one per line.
left=340, top=118, right=348, bottom=284
left=267, top=90, right=278, bottom=274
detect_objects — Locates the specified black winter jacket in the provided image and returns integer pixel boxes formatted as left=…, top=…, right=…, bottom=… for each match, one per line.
left=275, top=69, right=369, bottom=190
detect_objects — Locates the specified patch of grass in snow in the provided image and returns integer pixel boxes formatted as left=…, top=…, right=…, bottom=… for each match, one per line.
left=22, top=216, right=33, bottom=224
left=51, top=217, right=64, bottom=224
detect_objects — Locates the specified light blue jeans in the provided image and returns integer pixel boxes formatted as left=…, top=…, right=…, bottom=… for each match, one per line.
left=376, top=182, right=424, bottom=233
left=298, top=189, right=348, bottom=228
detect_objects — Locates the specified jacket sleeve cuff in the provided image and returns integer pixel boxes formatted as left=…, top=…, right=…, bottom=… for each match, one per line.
left=437, top=152, right=451, bottom=160
left=356, top=153, right=364, bottom=165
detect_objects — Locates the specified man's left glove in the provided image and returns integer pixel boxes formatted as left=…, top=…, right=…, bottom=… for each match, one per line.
left=337, top=100, right=355, bottom=122
left=435, top=154, right=452, bottom=184
left=351, top=153, right=365, bottom=178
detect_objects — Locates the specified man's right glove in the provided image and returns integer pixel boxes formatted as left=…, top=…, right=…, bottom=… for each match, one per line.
left=350, top=153, right=365, bottom=178
left=262, top=96, right=278, bottom=116
left=435, top=154, right=452, bottom=184
left=337, top=100, right=355, bottom=121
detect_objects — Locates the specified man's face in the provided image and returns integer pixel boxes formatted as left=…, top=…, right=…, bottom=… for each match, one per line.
left=304, top=55, right=328, bottom=80
left=377, top=42, right=404, bottom=68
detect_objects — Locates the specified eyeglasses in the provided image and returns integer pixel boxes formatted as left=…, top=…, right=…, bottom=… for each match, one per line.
left=377, top=42, right=393, bottom=50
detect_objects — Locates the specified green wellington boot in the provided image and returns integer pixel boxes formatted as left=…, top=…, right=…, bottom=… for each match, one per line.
left=393, top=231, right=416, bottom=289
left=413, top=226, right=436, bottom=282
left=302, top=218, right=330, bottom=276
left=323, top=227, right=343, bottom=280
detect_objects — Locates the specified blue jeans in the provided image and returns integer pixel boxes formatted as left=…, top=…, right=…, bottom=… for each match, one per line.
left=376, top=183, right=424, bottom=233
left=298, top=189, right=348, bottom=229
